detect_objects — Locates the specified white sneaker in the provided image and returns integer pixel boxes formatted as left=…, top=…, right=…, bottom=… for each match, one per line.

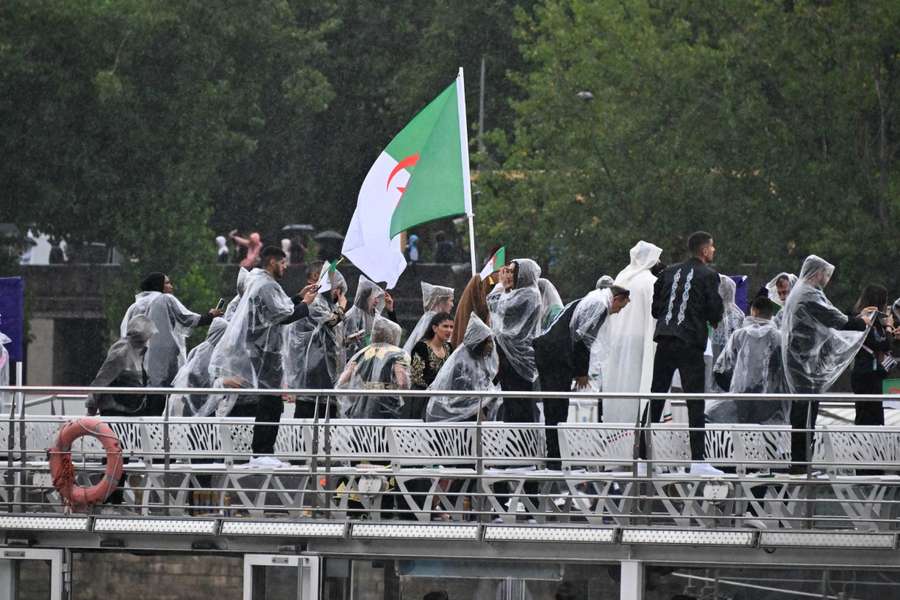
left=249, top=456, right=289, bottom=469
left=689, top=462, right=725, bottom=477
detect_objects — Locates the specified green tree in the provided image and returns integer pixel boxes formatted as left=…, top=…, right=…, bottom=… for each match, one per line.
left=480, top=0, right=900, bottom=304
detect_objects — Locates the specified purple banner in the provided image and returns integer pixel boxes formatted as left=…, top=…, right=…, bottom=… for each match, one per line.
left=0, top=277, right=25, bottom=363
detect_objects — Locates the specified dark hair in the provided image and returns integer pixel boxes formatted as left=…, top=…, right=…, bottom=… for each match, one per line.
left=687, top=231, right=713, bottom=254
left=140, top=272, right=166, bottom=292
left=750, top=296, right=776, bottom=318
left=854, top=284, right=888, bottom=315
left=650, top=261, right=666, bottom=278
left=609, top=285, right=630, bottom=299
left=261, top=246, right=286, bottom=263
left=423, top=592, right=449, bottom=600
left=776, top=274, right=792, bottom=286
left=423, top=312, right=453, bottom=340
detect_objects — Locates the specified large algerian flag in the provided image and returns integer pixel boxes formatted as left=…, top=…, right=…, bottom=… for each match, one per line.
left=342, top=69, right=473, bottom=287
left=479, top=245, right=506, bottom=280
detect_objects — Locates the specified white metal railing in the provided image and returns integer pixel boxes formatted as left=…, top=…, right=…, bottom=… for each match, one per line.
left=0, top=385, right=896, bottom=543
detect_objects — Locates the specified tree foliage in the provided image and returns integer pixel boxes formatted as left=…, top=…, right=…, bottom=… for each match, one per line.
left=479, top=0, right=900, bottom=305
left=2, top=0, right=897, bottom=311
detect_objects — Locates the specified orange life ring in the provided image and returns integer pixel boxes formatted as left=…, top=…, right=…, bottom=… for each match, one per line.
left=48, top=417, right=124, bottom=510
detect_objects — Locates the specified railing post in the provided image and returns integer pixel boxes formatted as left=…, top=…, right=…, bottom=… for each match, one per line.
left=475, top=397, right=484, bottom=522
left=803, top=396, right=815, bottom=529
left=308, top=396, right=321, bottom=515
left=15, top=366, right=26, bottom=513
left=322, top=397, right=333, bottom=519
left=162, top=401, right=171, bottom=514
left=6, top=385, right=16, bottom=513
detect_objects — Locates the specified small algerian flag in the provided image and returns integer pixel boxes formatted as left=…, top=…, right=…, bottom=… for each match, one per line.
left=317, top=258, right=342, bottom=294
left=342, top=69, right=473, bottom=288
left=479, top=246, right=506, bottom=280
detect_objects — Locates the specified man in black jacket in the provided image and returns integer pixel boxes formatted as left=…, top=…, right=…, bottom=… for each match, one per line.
left=534, top=286, right=631, bottom=468
left=643, top=231, right=725, bottom=475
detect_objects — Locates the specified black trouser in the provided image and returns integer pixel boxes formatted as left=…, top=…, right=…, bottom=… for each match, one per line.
left=789, top=398, right=818, bottom=468
left=294, top=397, right=335, bottom=420
left=495, top=361, right=539, bottom=515
left=252, top=394, right=284, bottom=456
left=852, top=371, right=885, bottom=426
left=251, top=351, right=286, bottom=456
left=497, top=365, right=537, bottom=423
left=641, top=337, right=707, bottom=461
left=537, top=361, right=572, bottom=469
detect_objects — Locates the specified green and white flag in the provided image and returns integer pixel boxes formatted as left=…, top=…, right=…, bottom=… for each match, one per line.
left=479, top=245, right=506, bottom=280
left=317, top=258, right=343, bottom=294
left=342, top=70, right=473, bottom=287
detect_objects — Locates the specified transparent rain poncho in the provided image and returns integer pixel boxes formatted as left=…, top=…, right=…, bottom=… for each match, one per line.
left=120, top=290, right=202, bottom=387
left=209, top=268, right=296, bottom=390
left=601, top=240, right=662, bottom=420
left=402, top=281, right=455, bottom=354
left=781, top=255, right=869, bottom=394
left=336, top=317, right=410, bottom=419
left=766, top=272, right=798, bottom=307
left=766, top=272, right=798, bottom=329
left=343, top=275, right=386, bottom=356
left=711, top=275, right=745, bottom=359
left=224, top=267, right=251, bottom=321
left=0, top=332, right=11, bottom=391
left=537, top=278, right=564, bottom=333
left=425, top=313, right=501, bottom=422
left=486, top=258, right=542, bottom=382
left=168, top=317, right=230, bottom=416
left=595, top=275, right=614, bottom=290
left=284, top=270, right=349, bottom=403
left=569, top=289, right=614, bottom=387
left=87, top=315, right=158, bottom=415
left=708, top=316, right=789, bottom=424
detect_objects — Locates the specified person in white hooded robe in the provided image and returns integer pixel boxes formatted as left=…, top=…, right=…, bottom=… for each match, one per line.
left=402, top=282, right=454, bottom=354
left=119, top=272, right=222, bottom=412
left=600, top=241, right=663, bottom=423
left=425, top=313, right=500, bottom=422
left=781, top=255, right=873, bottom=470
left=486, top=258, right=543, bottom=423
left=534, top=287, right=631, bottom=466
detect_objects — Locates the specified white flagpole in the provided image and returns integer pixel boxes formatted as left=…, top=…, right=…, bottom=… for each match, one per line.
left=456, top=67, right=478, bottom=277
